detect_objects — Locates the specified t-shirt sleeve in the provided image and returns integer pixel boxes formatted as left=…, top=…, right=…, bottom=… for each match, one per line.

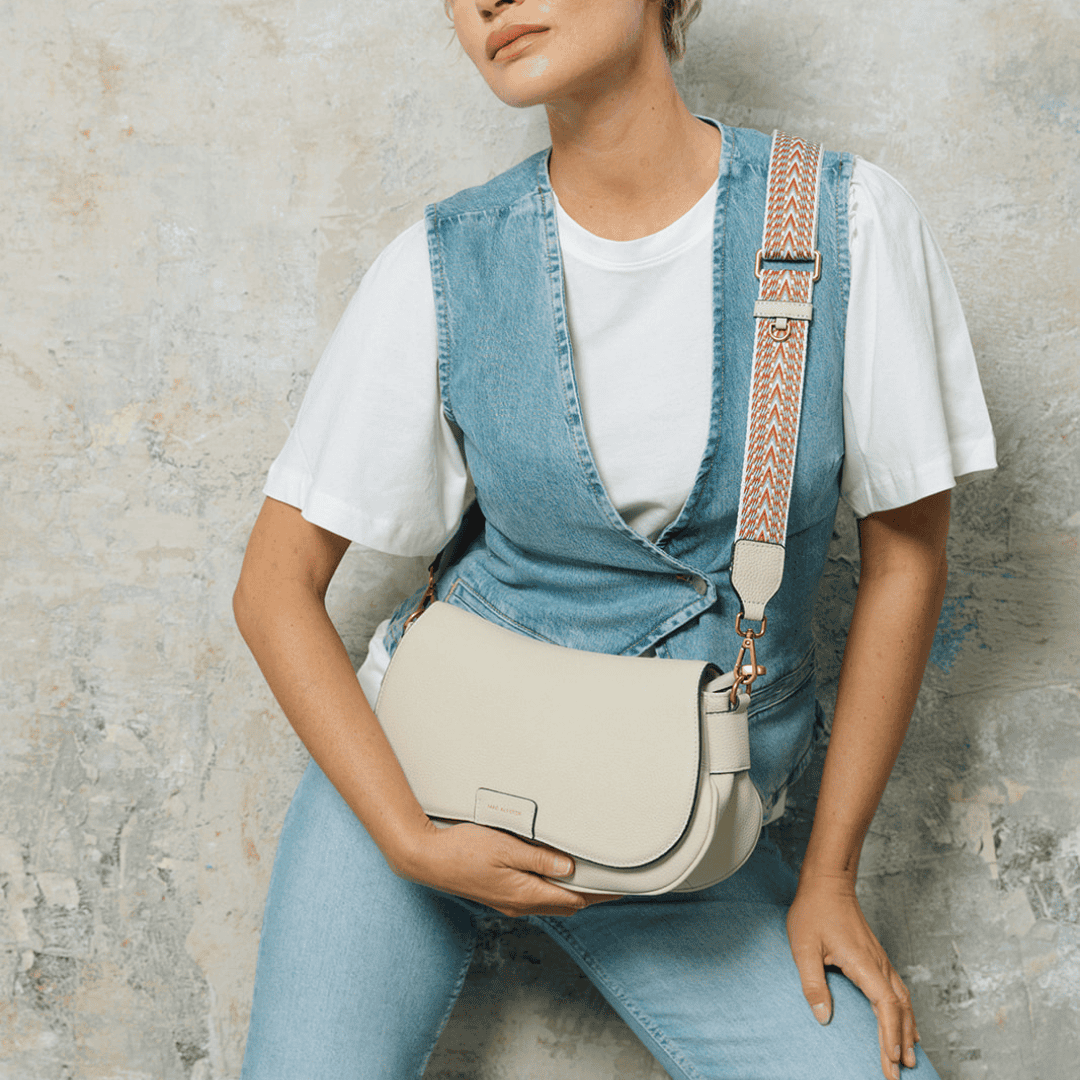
left=840, top=158, right=997, bottom=518
left=263, top=219, right=472, bottom=555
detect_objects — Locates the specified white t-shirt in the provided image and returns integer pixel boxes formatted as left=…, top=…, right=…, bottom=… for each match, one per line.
left=265, top=156, right=997, bottom=700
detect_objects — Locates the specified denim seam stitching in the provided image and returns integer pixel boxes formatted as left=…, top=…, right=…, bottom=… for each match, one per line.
left=426, top=201, right=458, bottom=428
left=445, top=578, right=561, bottom=645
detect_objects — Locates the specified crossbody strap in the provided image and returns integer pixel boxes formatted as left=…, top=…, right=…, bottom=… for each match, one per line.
left=729, top=131, right=825, bottom=698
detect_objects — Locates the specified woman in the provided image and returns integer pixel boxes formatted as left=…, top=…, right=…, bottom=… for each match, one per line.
left=233, top=2, right=996, bottom=1078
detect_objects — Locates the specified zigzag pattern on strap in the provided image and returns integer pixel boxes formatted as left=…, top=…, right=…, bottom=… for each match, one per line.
left=736, top=132, right=823, bottom=548
left=739, top=292, right=808, bottom=544
left=758, top=265, right=813, bottom=308
left=761, top=132, right=823, bottom=261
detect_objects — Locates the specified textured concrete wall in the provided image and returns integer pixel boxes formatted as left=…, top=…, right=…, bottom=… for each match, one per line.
left=1, top=1, right=1076, bottom=1078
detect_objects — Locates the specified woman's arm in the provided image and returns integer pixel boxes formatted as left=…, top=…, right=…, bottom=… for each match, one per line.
left=233, top=496, right=610, bottom=917
left=786, top=489, right=950, bottom=1080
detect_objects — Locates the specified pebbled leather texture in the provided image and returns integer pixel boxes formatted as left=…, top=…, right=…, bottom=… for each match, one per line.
left=704, top=709, right=751, bottom=774
left=376, top=602, right=763, bottom=895
left=730, top=538, right=786, bottom=623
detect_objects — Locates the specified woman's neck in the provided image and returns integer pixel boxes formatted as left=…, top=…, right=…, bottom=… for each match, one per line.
left=545, top=67, right=721, bottom=241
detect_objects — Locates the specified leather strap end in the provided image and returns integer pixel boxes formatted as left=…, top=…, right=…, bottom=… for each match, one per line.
left=730, top=539, right=785, bottom=624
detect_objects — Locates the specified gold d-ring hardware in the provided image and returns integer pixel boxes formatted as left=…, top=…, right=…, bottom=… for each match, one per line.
left=734, top=612, right=767, bottom=638
left=769, top=318, right=791, bottom=342
left=402, top=558, right=440, bottom=634
left=730, top=613, right=767, bottom=705
left=754, top=249, right=822, bottom=282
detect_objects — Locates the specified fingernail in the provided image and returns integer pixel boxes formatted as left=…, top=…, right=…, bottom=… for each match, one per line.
left=555, top=858, right=573, bottom=876
left=892, top=1065, right=900, bottom=1079
left=812, top=1003, right=830, bottom=1024
left=893, top=1045, right=901, bottom=1060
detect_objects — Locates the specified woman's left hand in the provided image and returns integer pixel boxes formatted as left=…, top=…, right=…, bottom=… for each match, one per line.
left=787, top=868, right=919, bottom=1080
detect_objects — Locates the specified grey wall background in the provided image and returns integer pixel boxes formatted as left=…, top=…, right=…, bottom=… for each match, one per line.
left=1, top=1, right=1077, bottom=1077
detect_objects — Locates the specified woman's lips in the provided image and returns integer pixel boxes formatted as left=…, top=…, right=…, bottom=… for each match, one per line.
left=486, top=24, right=549, bottom=60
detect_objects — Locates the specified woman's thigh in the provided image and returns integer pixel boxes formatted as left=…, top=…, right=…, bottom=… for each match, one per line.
left=241, top=760, right=477, bottom=1080
left=536, top=835, right=939, bottom=1080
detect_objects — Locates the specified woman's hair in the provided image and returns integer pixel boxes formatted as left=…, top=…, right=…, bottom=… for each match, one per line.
left=441, top=2, right=703, bottom=62
left=663, top=0, right=703, bottom=61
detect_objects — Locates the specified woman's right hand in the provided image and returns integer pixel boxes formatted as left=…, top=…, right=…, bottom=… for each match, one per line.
left=235, top=501, right=617, bottom=920
left=395, top=819, right=620, bottom=918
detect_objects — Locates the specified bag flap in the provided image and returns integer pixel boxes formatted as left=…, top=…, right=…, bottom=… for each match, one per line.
left=376, top=601, right=713, bottom=868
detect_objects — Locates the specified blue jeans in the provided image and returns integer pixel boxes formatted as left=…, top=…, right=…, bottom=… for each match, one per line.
left=241, top=761, right=939, bottom=1079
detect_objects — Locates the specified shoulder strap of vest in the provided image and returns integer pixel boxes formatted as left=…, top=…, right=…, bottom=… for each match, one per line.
left=728, top=130, right=824, bottom=695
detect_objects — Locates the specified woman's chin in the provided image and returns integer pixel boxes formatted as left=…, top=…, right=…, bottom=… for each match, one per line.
left=483, top=58, right=557, bottom=109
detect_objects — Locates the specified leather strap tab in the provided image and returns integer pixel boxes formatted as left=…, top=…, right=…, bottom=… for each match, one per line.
left=705, top=705, right=752, bottom=774
left=753, top=300, right=813, bottom=321
left=730, top=538, right=785, bottom=623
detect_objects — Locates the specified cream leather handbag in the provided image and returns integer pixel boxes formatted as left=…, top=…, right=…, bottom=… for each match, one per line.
left=375, top=131, right=825, bottom=895
left=377, top=600, right=763, bottom=894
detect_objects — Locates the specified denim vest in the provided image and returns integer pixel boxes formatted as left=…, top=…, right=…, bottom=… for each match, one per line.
left=385, top=120, right=853, bottom=814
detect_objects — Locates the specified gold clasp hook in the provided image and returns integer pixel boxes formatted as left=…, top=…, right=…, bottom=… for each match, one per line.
left=730, top=613, right=767, bottom=705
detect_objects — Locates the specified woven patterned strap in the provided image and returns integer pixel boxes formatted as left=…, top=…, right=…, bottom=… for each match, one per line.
left=761, top=132, right=824, bottom=262
left=731, top=131, right=824, bottom=625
